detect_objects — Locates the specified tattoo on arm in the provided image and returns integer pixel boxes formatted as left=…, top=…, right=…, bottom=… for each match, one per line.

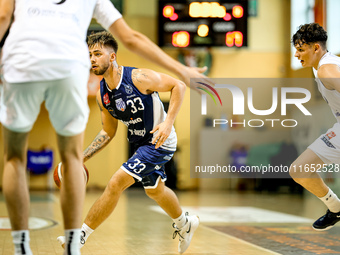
left=83, top=131, right=111, bottom=162
left=96, top=97, right=103, bottom=111
left=132, top=70, right=149, bottom=84
left=96, top=97, right=105, bottom=125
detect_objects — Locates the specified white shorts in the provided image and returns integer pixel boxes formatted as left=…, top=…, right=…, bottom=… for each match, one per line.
left=0, top=65, right=90, bottom=136
left=308, top=122, right=340, bottom=164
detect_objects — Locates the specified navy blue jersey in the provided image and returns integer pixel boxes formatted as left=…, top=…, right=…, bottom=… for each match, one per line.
left=100, top=66, right=177, bottom=151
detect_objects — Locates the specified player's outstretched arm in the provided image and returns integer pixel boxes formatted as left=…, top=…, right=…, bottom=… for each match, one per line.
left=132, top=68, right=186, bottom=149
left=0, top=0, right=14, bottom=41
left=108, top=18, right=208, bottom=88
left=318, top=64, right=340, bottom=93
left=83, top=91, right=118, bottom=162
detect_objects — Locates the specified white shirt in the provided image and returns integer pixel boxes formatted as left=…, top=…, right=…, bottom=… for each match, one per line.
left=313, top=52, right=340, bottom=123
left=2, top=0, right=122, bottom=83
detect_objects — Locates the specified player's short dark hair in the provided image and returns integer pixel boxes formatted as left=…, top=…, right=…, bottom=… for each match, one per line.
left=87, top=31, right=118, bottom=53
left=292, top=23, right=327, bottom=49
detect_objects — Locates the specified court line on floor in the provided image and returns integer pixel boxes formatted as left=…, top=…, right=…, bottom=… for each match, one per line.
left=150, top=206, right=313, bottom=223
left=201, top=224, right=282, bottom=255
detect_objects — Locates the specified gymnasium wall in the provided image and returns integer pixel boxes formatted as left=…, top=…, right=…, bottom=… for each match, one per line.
left=0, top=0, right=292, bottom=190
left=120, top=0, right=291, bottom=190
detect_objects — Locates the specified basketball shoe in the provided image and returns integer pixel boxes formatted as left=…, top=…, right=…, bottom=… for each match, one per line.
left=57, top=230, right=86, bottom=249
left=313, top=209, right=340, bottom=231
left=172, top=212, right=200, bottom=253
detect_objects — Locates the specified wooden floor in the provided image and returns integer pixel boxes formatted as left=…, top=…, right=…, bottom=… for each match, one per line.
left=0, top=189, right=339, bottom=255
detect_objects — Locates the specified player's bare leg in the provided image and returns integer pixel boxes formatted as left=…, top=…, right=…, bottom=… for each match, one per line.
left=84, top=168, right=135, bottom=229
left=145, top=180, right=199, bottom=253
left=58, top=168, right=135, bottom=249
left=289, top=149, right=329, bottom=197
left=2, top=128, right=30, bottom=230
left=58, top=163, right=135, bottom=249
left=57, top=132, right=86, bottom=254
left=290, top=148, right=340, bottom=231
left=145, top=180, right=182, bottom=218
left=2, top=127, right=33, bottom=254
left=57, top=133, right=86, bottom=229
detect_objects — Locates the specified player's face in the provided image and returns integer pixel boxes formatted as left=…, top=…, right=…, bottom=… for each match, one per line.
left=89, top=45, right=111, bottom=75
left=294, top=42, right=316, bottom=68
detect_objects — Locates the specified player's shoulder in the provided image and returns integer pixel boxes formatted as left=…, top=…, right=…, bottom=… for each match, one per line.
left=131, top=68, right=161, bottom=86
left=317, top=64, right=340, bottom=79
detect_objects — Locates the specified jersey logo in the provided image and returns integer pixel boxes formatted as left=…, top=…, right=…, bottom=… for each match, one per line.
left=103, top=93, right=111, bottom=106
left=326, top=131, right=336, bottom=139
left=321, top=135, right=336, bottom=149
left=55, top=0, right=67, bottom=4
left=124, top=84, right=133, bottom=94
left=115, top=98, right=126, bottom=112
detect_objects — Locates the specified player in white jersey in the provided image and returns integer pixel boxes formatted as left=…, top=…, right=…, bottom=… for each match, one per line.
left=0, top=1, right=122, bottom=254
left=290, top=23, right=340, bottom=231
left=0, top=0, right=208, bottom=254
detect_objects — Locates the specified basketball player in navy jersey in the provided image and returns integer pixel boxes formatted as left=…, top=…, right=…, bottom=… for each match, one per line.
left=290, top=23, right=340, bottom=231
left=57, top=31, right=199, bottom=253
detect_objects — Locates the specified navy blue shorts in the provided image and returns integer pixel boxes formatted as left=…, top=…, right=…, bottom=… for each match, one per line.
left=121, top=144, right=175, bottom=189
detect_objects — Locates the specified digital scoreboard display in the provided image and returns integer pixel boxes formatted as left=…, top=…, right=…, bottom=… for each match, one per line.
left=158, top=0, right=248, bottom=48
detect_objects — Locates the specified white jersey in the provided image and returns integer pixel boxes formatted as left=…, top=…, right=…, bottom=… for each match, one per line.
left=1, top=0, right=122, bottom=83
left=313, top=52, right=340, bottom=123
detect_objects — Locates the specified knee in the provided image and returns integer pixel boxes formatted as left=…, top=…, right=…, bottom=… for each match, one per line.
left=289, top=166, right=305, bottom=181
left=3, top=129, right=28, bottom=163
left=106, top=174, right=134, bottom=195
left=105, top=169, right=135, bottom=195
left=289, top=164, right=314, bottom=184
left=145, top=186, right=163, bottom=200
left=57, top=136, right=83, bottom=163
left=5, top=145, right=26, bottom=163
left=59, top=150, right=82, bottom=164
left=290, top=175, right=311, bottom=187
left=58, top=145, right=82, bottom=167
left=289, top=165, right=300, bottom=180
left=5, top=154, right=26, bottom=166
left=106, top=179, right=125, bottom=195
left=4, top=149, right=26, bottom=169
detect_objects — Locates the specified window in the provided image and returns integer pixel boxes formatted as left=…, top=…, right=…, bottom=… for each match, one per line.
left=326, top=0, right=340, bottom=55
left=290, top=0, right=315, bottom=70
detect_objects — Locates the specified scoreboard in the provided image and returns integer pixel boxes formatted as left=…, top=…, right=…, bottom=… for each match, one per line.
left=158, top=0, right=248, bottom=48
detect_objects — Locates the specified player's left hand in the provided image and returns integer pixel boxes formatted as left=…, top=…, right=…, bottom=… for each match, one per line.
left=150, top=121, right=172, bottom=149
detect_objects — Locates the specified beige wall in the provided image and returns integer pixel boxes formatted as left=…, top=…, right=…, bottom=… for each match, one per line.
left=187, top=0, right=291, bottom=189
left=0, top=99, right=128, bottom=190
left=0, top=0, right=292, bottom=190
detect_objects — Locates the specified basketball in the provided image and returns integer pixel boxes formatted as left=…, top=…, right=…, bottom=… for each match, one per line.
left=53, top=162, right=89, bottom=189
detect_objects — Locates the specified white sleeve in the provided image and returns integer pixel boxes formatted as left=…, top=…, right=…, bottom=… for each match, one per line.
left=93, top=0, right=123, bottom=30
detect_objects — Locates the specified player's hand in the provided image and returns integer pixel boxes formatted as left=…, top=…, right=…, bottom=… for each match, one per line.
left=150, top=121, right=172, bottom=149
left=178, top=66, right=214, bottom=93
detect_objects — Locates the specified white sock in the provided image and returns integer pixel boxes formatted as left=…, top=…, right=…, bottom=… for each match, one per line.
left=81, top=223, right=94, bottom=243
left=173, top=212, right=187, bottom=229
left=12, top=230, right=33, bottom=255
left=319, top=188, right=340, bottom=213
left=64, top=229, right=81, bottom=255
